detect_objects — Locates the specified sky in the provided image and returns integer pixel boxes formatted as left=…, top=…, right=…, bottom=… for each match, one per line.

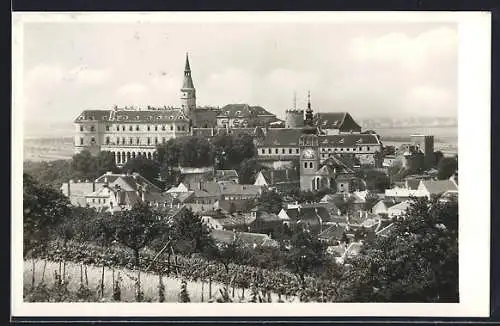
left=21, top=20, right=458, bottom=132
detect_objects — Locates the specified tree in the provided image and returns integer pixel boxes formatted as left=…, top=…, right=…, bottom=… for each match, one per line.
left=284, top=227, right=327, bottom=286
left=71, top=150, right=98, bottom=180
left=437, top=156, right=458, bottom=180
left=212, top=133, right=256, bottom=169
left=23, top=159, right=72, bottom=190
left=238, top=158, right=265, bottom=184
left=432, top=151, right=444, bottom=168
left=96, top=151, right=120, bottom=176
left=121, top=156, right=161, bottom=186
left=343, top=198, right=458, bottom=302
left=364, top=191, right=380, bottom=211
left=105, top=202, right=167, bottom=266
left=23, top=173, right=71, bottom=255
left=257, top=190, right=283, bottom=214
left=172, top=209, right=213, bottom=257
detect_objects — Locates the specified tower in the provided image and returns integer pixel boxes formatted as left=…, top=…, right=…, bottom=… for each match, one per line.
left=299, top=134, right=320, bottom=191
left=285, top=92, right=305, bottom=128
left=180, top=53, right=196, bottom=119
left=304, top=91, right=314, bottom=126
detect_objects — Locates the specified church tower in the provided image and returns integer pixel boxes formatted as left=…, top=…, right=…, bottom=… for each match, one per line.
left=180, top=53, right=196, bottom=119
left=304, top=91, right=314, bottom=126
left=299, top=134, right=320, bottom=191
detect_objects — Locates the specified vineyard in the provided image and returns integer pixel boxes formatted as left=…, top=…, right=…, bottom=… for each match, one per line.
left=24, top=240, right=346, bottom=302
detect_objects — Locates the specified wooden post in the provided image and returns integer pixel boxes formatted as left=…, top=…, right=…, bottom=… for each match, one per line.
left=242, top=287, right=245, bottom=300
left=31, top=259, right=36, bottom=290
left=209, top=278, right=212, bottom=299
left=85, top=265, right=88, bottom=286
left=232, top=284, right=235, bottom=298
left=80, top=265, right=83, bottom=285
left=62, top=261, right=66, bottom=284
left=201, top=281, right=204, bottom=303
left=58, top=261, right=62, bottom=279
left=41, top=260, right=47, bottom=284
left=112, top=269, right=115, bottom=287
left=100, top=265, right=105, bottom=298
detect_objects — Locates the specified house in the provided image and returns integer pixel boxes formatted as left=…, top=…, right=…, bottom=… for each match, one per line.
left=216, top=104, right=278, bottom=128
left=165, top=182, right=189, bottom=194
left=83, top=173, right=173, bottom=213
left=178, top=166, right=215, bottom=190
left=314, top=112, right=362, bottom=135
left=213, top=199, right=257, bottom=214
left=253, top=168, right=300, bottom=192
left=417, top=179, right=458, bottom=199
left=248, top=209, right=283, bottom=234
left=278, top=206, right=332, bottom=234
left=214, top=169, right=239, bottom=184
left=219, top=183, right=263, bottom=201
left=439, top=190, right=458, bottom=203
left=318, top=223, right=347, bottom=245
left=387, top=200, right=413, bottom=218
left=61, top=179, right=103, bottom=206
left=202, top=212, right=255, bottom=232
left=371, top=198, right=405, bottom=216
left=210, top=229, right=279, bottom=248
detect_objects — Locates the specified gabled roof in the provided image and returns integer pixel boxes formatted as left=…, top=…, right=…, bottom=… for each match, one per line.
left=211, top=229, right=277, bottom=247
left=318, top=134, right=380, bottom=147
left=321, top=155, right=355, bottom=173
left=201, top=181, right=222, bottom=194
left=179, top=166, right=214, bottom=174
left=74, top=110, right=112, bottom=122
left=95, top=173, right=162, bottom=193
left=315, top=112, right=362, bottom=131
left=216, top=199, right=256, bottom=213
left=113, top=109, right=188, bottom=123
left=256, top=128, right=303, bottom=147
left=217, top=104, right=276, bottom=118
left=219, top=184, right=262, bottom=196
left=420, top=179, right=458, bottom=195
left=215, top=169, right=239, bottom=181
left=388, top=200, right=412, bottom=212
left=315, top=165, right=334, bottom=176
left=318, top=224, right=347, bottom=241
left=260, top=168, right=299, bottom=185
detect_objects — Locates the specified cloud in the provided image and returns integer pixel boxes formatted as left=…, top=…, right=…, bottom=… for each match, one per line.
left=404, top=85, right=456, bottom=116
left=348, top=27, right=458, bottom=72
left=65, top=66, right=111, bottom=85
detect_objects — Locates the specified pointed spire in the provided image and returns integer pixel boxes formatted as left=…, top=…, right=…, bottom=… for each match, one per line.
left=182, top=52, right=194, bottom=89
left=305, top=90, right=314, bottom=126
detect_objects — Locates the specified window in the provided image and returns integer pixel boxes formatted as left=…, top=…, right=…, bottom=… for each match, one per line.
left=289, top=148, right=292, bottom=154
left=367, top=146, right=370, bottom=151
left=106, top=137, right=110, bottom=145
left=170, top=125, right=173, bottom=131
left=79, top=138, right=83, bottom=145
left=262, top=149, right=265, bottom=154
left=155, top=125, right=158, bottom=131
left=92, top=198, right=95, bottom=203
left=296, top=148, right=299, bottom=154
left=268, top=148, right=271, bottom=154
left=275, top=149, right=278, bottom=154
left=162, top=137, right=166, bottom=143
left=310, top=162, right=313, bottom=169
left=90, top=126, right=95, bottom=132
left=304, top=162, right=308, bottom=168
left=129, top=125, right=133, bottom=131
left=340, top=148, right=343, bottom=151
left=182, top=125, right=186, bottom=131
left=122, top=126, right=125, bottom=131
left=106, top=125, right=110, bottom=131
left=177, top=126, right=181, bottom=131
left=91, top=137, right=95, bottom=143
left=136, top=138, right=140, bottom=145
left=282, top=149, right=285, bottom=154
left=116, top=125, right=119, bottom=131
left=162, top=125, right=166, bottom=131
left=328, top=148, right=331, bottom=152
left=136, top=125, right=139, bottom=131
left=129, top=138, right=133, bottom=145
left=116, top=138, right=120, bottom=145
left=122, top=137, right=125, bottom=144
left=80, top=126, right=84, bottom=132
left=147, top=138, right=151, bottom=145
left=155, top=138, right=158, bottom=144
left=147, top=125, right=151, bottom=131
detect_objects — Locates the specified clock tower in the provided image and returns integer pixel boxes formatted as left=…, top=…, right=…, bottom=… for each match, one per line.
left=299, top=134, right=320, bottom=191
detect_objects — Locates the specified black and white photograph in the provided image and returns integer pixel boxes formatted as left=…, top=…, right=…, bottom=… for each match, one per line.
left=12, top=11, right=490, bottom=317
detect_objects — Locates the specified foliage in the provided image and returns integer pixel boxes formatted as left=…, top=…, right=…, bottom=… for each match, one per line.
left=432, top=151, right=444, bottom=168
left=23, top=173, right=71, bottom=255
left=71, top=150, right=119, bottom=181
left=178, top=279, right=191, bottom=302
left=238, top=158, right=265, bottom=184
left=101, top=202, right=168, bottom=266
left=121, top=156, right=161, bottom=188
left=343, top=198, right=458, bottom=302
left=23, top=159, right=72, bottom=190
left=364, top=191, right=381, bottom=210
left=257, top=190, right=283, bottom=214
left=437, top=156, right=458, bottom=180
left=284, top=227, right=327, bottom=285
left=172, top=209, right=214, bottom=257
left=212, top=133, right=256, bottom=169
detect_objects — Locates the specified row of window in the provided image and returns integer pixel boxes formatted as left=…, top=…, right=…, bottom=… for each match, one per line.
left=105, top=137, right=167, bottom=146
left=304, top=162, right=315, bottom=169
left=90, top=197, right=107, bottom=204
left=260, top=148, right=301, bottom=155
left=258, top=146, right=373, bottom=155
left=79, top=124, right=187, bottom=132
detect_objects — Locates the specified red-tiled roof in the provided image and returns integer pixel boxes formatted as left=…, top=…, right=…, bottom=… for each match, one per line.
left=421, top=180, right=458, bottom=195
left=315, top=112, right=362, bottom=131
